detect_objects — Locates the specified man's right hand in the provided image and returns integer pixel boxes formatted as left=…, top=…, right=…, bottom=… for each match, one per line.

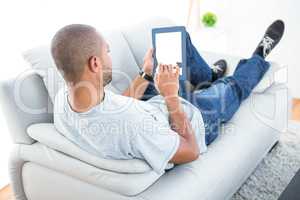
left=155, top=64, right=200, bottom=164
left=154, top=64, right=180, bottom=98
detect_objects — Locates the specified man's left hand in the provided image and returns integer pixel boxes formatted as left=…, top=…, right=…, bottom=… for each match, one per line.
left=142, top=48, right=154, bottom=76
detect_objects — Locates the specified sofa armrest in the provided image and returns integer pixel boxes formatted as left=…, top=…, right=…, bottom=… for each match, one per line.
left=0, top=71, right=53, bottom=144
left=12, top=143, right=162, bottom=196
left=27, top=123, right=152, bottom=174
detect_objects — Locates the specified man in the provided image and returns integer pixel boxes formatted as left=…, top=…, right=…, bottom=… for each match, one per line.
left=52, top=20, right=284, bottom=174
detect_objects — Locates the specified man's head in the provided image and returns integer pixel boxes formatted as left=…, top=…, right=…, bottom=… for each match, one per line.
left=51, top=24, right=112, bottom=86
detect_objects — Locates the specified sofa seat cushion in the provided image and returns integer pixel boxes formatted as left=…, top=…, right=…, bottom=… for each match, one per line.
left=137, top=85, right=286, bottom=200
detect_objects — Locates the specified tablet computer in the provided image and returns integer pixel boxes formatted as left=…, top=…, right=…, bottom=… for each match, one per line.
left=152, top=26, right=187, bottom=80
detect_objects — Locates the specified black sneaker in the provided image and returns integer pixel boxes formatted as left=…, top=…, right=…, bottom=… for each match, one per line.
left=253, top=20, right=285, bottom=59
left=211, top=59, right=227, bottom=81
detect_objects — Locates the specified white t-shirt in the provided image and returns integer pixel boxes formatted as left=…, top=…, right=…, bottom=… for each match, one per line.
left=54, top=88, right=207, bottom=174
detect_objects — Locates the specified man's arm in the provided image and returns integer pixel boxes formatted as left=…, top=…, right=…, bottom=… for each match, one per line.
left=122, top=48, right=154, bottom=99
left=155, top=64, right=200, bottom=164
left=122, top=75, right=150, bottom=99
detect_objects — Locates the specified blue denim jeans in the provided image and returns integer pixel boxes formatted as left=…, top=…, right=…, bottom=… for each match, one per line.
left=143, top=32, right=270, bottom=145
left=189, top=55, right=270, bottom=145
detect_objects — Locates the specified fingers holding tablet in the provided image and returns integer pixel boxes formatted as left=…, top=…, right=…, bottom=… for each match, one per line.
left=157, top=63, right=179, bottom=75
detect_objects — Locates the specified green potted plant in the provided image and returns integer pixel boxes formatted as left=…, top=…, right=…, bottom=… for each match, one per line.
left=202, top=12, right=218, bottom=27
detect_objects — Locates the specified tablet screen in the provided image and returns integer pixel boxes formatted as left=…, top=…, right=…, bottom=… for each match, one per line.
left=155, top=31, right=182, bottom=65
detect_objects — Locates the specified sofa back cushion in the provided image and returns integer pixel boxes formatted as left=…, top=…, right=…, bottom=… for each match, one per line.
left=121, top=17, right=176, bottom=67
left=23, top=45, right=64, bottom=103
left=103, top=31, right=141, bottom=94
left=23, top=31, right=140, bottom=103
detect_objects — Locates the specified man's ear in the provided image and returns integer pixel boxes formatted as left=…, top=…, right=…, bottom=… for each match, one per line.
left=88, top=56, right=102, bottom=73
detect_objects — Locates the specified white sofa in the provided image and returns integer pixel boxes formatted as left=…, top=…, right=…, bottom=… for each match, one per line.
left=0, top=18, right=288, bottom=200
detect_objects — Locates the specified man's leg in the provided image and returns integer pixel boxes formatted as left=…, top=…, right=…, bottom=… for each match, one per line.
left=191, top=55, right=270, bottom=144
left=191, top=19, right=285, bottom=145
left=185, top=31, right=213, bottom=86
left=180, top=32, right=228, bottom=100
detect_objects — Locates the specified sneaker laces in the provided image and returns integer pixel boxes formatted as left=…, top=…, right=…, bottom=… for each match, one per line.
left=260, top=35, right=275, bottom=57
left=212, top=64, right=223, bottom=74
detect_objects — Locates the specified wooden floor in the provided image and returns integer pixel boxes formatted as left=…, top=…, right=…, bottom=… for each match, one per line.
left=0, top=185, right=14, bottom=200
left=1, top=99, right=300, bottom=200
left=292, top=99, right=300, bottom=121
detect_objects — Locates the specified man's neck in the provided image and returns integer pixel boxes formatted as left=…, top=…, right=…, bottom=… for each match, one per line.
left=67, top=82, right=104, bottom=113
